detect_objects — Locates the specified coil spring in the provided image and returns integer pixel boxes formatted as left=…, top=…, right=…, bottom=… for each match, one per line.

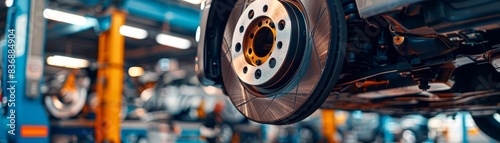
left=341, top=0, right=362, bottom=24
left=341, top=0, right=371, bottom=70
left=342, top=0, right=361, bottom=49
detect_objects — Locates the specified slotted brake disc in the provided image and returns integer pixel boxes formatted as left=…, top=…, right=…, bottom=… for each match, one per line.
left=221, top=0, right=346, bottom=124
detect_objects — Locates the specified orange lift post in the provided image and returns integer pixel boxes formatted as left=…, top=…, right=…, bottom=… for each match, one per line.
left=95, top=9, right=127, bottom=143
left=322, top=109, right=337, bottom=143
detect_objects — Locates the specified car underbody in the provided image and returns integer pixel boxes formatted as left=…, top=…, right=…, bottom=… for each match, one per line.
left=196, top=1, right=500, bottom=138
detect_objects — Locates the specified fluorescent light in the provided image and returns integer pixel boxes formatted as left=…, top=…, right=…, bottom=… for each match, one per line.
left=43, top=8, right=87, bottom=25
left=47, top=55, right=89, bottom=69
left=195, top=26, right=201, bottom=42
left=120, top=25, right=148, bottom=39
left=0, top=39, right=5, bottom=48
left=156, top=34, right=192, bottom=49
left=5, top=0, right=13, bottom=7
left=183, top=0, right=201, bottom=4
left=200, top=1, right=205, bottom=10
left=128, top=66, right=145, bottom=77
left=202, top=86, right=224, bottom=96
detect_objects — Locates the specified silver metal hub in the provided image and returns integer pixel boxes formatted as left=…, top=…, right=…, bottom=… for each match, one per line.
left=231, top=0, right=293, bottom=86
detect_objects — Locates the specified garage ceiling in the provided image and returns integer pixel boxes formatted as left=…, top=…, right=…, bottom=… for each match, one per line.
left=43, top=0, right=201, bottom=67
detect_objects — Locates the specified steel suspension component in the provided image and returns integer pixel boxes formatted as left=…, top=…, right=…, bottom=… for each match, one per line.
left=342, top=0, right=373, bottom=71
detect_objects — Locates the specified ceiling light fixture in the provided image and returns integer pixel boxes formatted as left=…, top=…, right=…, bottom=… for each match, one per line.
left=183, top=0, right=202, bottom=5
left=5, top=0, right=13, bottom=7
left=128, top=66, right=145, bottom=77
left=195, top=26, right=201, bottom=42
left=120, top=25, right=148, bottom=39
left=200, top=1, right=206, bottom=10
left=47, top=55, right=89, bottom=69
left=43, top=8, right=87, bottom=25
left=156, top=34, right=192, bottom=50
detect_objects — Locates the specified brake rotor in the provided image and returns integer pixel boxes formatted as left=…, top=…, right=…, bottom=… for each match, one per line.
left=221, top=0, right=346, bottom=124
left=44, top=70, right=90, bottom=119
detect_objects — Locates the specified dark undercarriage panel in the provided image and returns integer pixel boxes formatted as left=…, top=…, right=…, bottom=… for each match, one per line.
left=197, top=0, right=500, bottom=124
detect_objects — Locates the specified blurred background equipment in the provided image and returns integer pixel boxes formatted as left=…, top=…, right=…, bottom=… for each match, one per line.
left=43, top=69, right=90, bottom=119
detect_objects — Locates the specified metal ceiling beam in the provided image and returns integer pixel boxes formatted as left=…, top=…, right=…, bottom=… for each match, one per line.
left=47, top=0, right=200, bottom=39
left=124, top=0, right=200, bottom=33
left=46, top=18, right=97, bottom=39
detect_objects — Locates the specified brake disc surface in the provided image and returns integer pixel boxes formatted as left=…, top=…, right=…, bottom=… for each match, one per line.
left=221, top=0, right=346, bottom=124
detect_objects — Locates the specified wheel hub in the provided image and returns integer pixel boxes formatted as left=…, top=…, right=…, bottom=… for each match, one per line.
left=243, top=16, right=275, bottom=66
left=231, top=0, right=304, bottom=90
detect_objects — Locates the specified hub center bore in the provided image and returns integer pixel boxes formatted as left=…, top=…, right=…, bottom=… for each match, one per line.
left=230, top=0, right=305, bottom=87
left=244, top=17, right=276, bottom=66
